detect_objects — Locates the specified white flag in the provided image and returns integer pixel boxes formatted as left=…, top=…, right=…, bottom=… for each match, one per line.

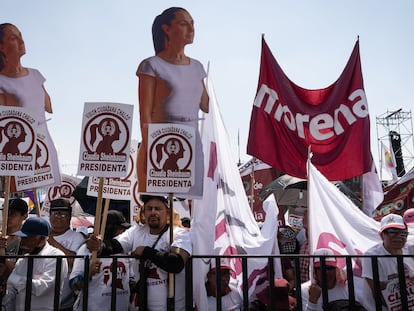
left=362, top=161, right=384, bottom=217
left=191, top=71, right=280, bottom=310
left=308, top=160, right=382, bottom=310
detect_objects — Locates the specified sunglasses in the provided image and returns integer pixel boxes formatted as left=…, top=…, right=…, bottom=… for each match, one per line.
left=384, top=228, right=408, bottom=237
left=50, top=210, right=70, bottom=217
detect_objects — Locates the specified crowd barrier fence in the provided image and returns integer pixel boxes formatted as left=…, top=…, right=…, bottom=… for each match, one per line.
left=0, top=253, right=412, bottom=311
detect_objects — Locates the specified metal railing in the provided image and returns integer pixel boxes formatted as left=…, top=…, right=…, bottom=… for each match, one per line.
left=1, top=253, right=412, bottom=310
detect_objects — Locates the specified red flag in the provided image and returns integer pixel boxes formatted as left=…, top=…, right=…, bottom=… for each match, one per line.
left=247, top=38, right=372, bottom=180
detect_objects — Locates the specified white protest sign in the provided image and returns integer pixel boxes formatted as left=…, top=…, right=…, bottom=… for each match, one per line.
left=146, top=123, right=195, bottom=194
left=86, top=146, right=135, bottom=200
left=77, top=102, right=133, bottom=177
left=42, top=174, right=83, bottom=216
left=15, top=127, right=56, bottom=190
left=0, top=106, right=37, bottom=176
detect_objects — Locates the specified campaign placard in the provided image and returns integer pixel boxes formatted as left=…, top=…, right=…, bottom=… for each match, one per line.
left=42, top=174, right=82, bottom=216
left=383, top=277, right=414, bottom=310
left=146, top=123, right=195, bottom=194
left=0, top=106, right=37, bottom=176
left=15, top=127, right=56, bottom=190
left=77, top=102, right=133, bottom=177
left=87, top=145, right=135, bottom=200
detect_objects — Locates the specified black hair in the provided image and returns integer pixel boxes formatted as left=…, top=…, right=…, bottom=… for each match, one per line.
left=0, top=51, right=5, bottom=71
left=0, top=23, right=13, bottom=44
left=0, top=23, right=13, bottom=71
left=152, top=7, right=186, bottom=54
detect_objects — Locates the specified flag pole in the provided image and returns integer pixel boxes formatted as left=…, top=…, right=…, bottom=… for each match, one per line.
left=306, top=146, right=313, bottom=252
left=250, top=158, right=255, bottom=210
left=167, top=192, right=175, bottom=311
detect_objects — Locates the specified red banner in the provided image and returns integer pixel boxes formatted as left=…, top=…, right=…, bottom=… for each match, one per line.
left=247, top=38, right=373, bottom=180
left=239, top=158, right=282, bottom=223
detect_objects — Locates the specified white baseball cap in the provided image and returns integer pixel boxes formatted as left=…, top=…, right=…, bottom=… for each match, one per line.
left=380, top=213, right=406, bottom=233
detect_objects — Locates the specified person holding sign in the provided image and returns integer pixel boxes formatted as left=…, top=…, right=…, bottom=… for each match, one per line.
left=87, top=195, right=191, bottom=310
left=136, top=7, right=209, bottom=197
left=0, top=23, right=61, bottom=184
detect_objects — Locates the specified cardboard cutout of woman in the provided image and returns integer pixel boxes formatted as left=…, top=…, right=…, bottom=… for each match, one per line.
left=0, top=23, right=61, bottom=186
left=136, top=7, right=209, bottom=198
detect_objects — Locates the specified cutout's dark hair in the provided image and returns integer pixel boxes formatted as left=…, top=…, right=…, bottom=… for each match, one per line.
left=152, top=7, right=186, bottom=54
left=0, top=23, right=13, bottom=44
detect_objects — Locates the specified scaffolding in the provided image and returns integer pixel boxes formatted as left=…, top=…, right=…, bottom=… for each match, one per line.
left=376, top=109, right=414, bottom=180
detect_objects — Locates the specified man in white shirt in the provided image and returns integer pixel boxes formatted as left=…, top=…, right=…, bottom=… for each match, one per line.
left=47, top=198, right=86, bottom=311
left=362, top=213, right=414, bottom=310
left=87, top=195, right=192, bottom=311
left=301, top=248, right=348, bottom=310
left=3, top=217, right=68, bottom=310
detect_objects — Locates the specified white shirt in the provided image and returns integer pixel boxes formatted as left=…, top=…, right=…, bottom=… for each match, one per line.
left=301, top=279, right=348, bottom=311
left=3, top=242, right=68, bottom=311
left=70, top=244, right=131, bottom=311
left=52, top=229, right=86, bottom=308
left=207, top=289, right=242, bottom=311
left=116, top=224, right=192, bottom=311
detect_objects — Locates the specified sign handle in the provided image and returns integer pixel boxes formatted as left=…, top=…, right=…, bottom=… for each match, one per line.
left=1, top=176, right=11, bottom=256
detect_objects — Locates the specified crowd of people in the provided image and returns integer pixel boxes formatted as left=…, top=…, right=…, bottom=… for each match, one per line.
left=1, top=5, right=414, bottom=311
left=0, top=195, right=413, bottom=310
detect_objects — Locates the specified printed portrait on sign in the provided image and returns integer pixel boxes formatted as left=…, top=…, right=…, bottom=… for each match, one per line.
left=77, top=103, right=134, bottom=178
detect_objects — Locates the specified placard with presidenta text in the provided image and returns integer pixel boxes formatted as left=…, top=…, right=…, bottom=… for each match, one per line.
left=146, top=123, right=195, bottom=194
left=87, top=143, right=135, bottom=200
left=15, top=127, right=56, bottom=190
left=0, top=106, right=37, bottom=176
left=77, top=102, right=133, bottom=178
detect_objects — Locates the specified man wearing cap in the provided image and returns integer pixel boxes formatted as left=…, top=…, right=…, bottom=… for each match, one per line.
left=205, top=259, right=242, bottom=311
left=87, top=195, right=191, bottom=311
left=47, top=198, right=86, bottom=311
left=300, top=248, right=348, bottom=310
left=2, top=217, right=68, bottom=311
left=69, top=210, right=132, bottom=311
left=362, top=213, right=414, bottom=310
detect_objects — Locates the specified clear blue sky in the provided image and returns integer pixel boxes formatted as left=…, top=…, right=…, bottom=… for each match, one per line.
left=2, top=0, right=414, bottom=176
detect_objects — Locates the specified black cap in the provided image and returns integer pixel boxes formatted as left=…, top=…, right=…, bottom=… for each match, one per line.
left=9, top=198, right=28, bottom=215
left=14, top=217, right=50, bottom=237
left=107, top=210, right=131, bottom=229
left=140, top=195, right=168, bottom=205
left=50, top=198, right=72, bottom=214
